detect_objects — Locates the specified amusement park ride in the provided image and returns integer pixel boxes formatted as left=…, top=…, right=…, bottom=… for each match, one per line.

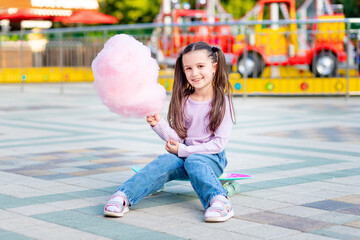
left=0, top=0, right=358, bottom=95
left=153, top=0, right=235, bottom=66
left=233, top=0, right=347, bottom=78
left=155, top=0, right=349, bottom=78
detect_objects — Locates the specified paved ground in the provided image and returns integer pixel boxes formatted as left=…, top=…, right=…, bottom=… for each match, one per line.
left=0, top=84, right=359, bottom=240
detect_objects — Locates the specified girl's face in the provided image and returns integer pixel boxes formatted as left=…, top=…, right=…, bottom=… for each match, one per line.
left=182, top=50, right=217, bottom=93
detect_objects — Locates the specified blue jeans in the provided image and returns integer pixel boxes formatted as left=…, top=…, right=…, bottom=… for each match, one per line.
left=117, top=150, right=228, bottom=209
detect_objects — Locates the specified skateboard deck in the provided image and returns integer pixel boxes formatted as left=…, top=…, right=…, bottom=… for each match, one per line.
left=132, top=166, right=252, bottom=196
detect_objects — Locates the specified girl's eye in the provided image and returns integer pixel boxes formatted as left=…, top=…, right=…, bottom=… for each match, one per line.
left=198, top=65, right=203, bottom=68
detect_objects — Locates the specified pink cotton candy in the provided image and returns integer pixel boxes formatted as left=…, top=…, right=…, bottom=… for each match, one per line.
left=92, top=34, right=166, bottom=117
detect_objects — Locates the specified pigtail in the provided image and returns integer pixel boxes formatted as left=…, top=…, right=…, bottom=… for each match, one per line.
left=168, top=53, right=190, bottom=139
left=208, top=46, right=236, bottom=136
left=215, top=46, right=234, bottom=116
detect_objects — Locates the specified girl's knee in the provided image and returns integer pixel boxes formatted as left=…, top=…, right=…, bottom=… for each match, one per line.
left=184, top=154, right=223, bottom=176
left=148, top=154, right=184, bottom=171
left=184, top=154, right=207, bottom=168
left=155, top=153, right=182, bottom=164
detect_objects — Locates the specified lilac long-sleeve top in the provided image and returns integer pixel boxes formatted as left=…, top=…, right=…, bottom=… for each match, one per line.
left=152, top=96, right=233, bottom=157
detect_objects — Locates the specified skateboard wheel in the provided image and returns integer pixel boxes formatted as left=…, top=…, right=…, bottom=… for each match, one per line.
left=231, top=182, right=241, bottom=193
left=224, top=185, right=234, bottom=197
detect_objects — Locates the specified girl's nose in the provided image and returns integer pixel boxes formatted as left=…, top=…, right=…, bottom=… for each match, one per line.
left=192, top=68, right=199, bottom=76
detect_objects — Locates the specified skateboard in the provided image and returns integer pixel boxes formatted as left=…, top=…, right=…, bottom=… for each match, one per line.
left=132, top=166, right=252, bottom=197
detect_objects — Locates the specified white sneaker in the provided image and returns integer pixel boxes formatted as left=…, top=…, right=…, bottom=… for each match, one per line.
left=205, top=195, right=234, bottom=222
left=104, top=191, right=129, bottom=217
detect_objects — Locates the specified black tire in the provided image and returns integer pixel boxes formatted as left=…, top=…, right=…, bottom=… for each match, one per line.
left=237, top=52, right=262, bottom=78
left=311, top=52, right=338, bottom=77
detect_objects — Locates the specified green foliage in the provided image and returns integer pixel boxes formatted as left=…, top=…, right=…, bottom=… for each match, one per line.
left=98, top=0, right=162, bottom=24
left=333, top=0, right=360, bottom=18
left=98, top=0, right=258, bottom=23
left=220, top=0, right=257, bottom=19
left=0, top=35, right=11, bottom=41
left=98, top=0, right=359, bottom=24
left=221, top=0, right=360, bottom=19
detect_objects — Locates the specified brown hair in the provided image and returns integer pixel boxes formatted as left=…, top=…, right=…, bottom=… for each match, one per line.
left=168, top=41, right=235, bottom=139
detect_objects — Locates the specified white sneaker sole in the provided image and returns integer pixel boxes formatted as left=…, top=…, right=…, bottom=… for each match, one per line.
left=104, top=206, right=129, bottom=217
left=205, top=209, right=234, bottom=222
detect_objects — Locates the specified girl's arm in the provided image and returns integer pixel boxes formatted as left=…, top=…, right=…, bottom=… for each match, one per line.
left=151, top=118, right=183, bottom=143
left=177, top=103, right=233, bottom=157
left=177, top=134, right=230, bottom=157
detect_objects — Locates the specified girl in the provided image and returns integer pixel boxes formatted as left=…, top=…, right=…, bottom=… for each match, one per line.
left=104, top=41, right=235, bottom=222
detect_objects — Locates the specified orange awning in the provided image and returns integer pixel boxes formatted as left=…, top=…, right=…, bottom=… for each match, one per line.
left=54, top=10, right=118, bottom=25
left=0, top=8, right=72, bottom=22
left=0, top=0, right=99, bottom=10
left=0, top=0, right=31, bottom=8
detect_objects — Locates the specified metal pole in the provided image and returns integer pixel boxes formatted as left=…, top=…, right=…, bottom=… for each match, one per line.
left=59, top=32, right=64, bottom=94
left=0, top=32, right=2, bottom=69
left=103, top=29, right=108, bottom=41
left=243, top=28, right=248, bottom=99
left=207, top=0, right=215, bottom=24
left=20, top=30, right=24, bottom=92
left=346, top=20, right=350, bottom=101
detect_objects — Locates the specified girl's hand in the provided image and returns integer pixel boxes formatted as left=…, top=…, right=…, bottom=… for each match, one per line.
left=146, top=114, right=161, bottom=127
left=165, top=140, right=179, bottom=155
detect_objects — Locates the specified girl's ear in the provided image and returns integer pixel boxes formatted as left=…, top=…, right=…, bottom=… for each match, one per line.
left=212, top=62, right=218, bottom=74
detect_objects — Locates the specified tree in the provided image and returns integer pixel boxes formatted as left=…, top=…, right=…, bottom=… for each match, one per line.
left=333, top=0, right=360, bottom=18
left=220, top=0, right=257, bottom=19
left=99, top=0, right=359, bottom=24
left=98, top=0, right=162, bottom=24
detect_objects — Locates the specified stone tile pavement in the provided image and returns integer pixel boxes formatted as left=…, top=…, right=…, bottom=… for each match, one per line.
left=0, top=84, right=359, bottom=240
